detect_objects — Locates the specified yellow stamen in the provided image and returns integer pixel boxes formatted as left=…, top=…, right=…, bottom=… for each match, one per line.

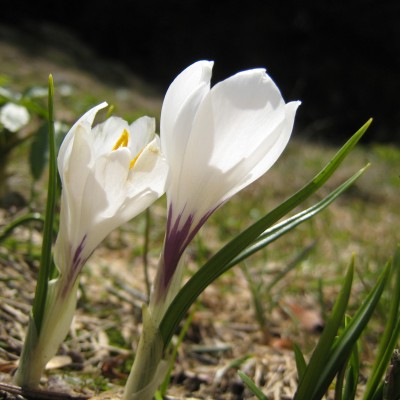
left=129, top=148, right=144, bottom=169
left=112, top=129, right=129, bottom=150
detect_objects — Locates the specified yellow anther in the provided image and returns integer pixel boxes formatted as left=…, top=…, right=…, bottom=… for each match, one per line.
left=112, top=129, right=129, bottom=150
left=129, top=149, right=144, bottom=169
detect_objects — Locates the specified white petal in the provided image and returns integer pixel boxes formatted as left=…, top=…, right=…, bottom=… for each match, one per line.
left=118, top=139, right=168, bottom=223
left=160, top=61, right=213, bottom=163
left=127, top=136, right=168, bottom=197
left=78, top=149, right=132, bottom=255
left=129, top=116, right=156, bottom=155
left=58, top=102, right=107, bottom=169
left=168, top=69, right=300, bottom=221
left=90, top=116, right=130, bottom=156
left=187, top=69, right=286, bottom=171
left=59, top=125, right=93, bottom=248
left=220, top=100, right=301, bottom=203
left=83, top=137, right=168, bottom=252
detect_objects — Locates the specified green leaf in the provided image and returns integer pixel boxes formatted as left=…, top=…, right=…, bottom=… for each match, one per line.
left=157, top=308, right=195, bottom=396
left=31, top=75, right=58, bottom=334
left=310, top=261, right=391, bottom=400
left=0, top=212, right=44, bottom=243
left=160, top=116, right=371, bottom=346
left=294, top=262, right=354, bottom=400
left=343, top=321, right=360, bottom=400
left=293, top=343, right=307, bottom=381
left=228, top=165, right=368, bottom=269
left=29, top=123, right=49, bottom=181
left=383, top=349, right=400, bottom=400
left=238, top=370, right=269, bottom=400
left=364, top=245, right=400, bottom=400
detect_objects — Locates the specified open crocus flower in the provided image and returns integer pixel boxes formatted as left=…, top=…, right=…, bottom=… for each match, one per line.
left=54, top=102, right=168, bottom=293
left=15, top=103, right=168, bottom=388
left=151, top=60, right=300, bottom=307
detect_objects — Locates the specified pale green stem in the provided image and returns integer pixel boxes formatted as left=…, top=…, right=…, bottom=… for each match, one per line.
left=148, top=254, right=186, bottom=325
left=123, top=306, right=168, bottom=400
left=124, top=251, right=186, bottom=399
left=14, top=278, right=79, bottom=388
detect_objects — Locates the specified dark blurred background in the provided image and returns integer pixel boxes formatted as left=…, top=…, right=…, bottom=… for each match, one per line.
left=1, top=0, right=399, bottom=143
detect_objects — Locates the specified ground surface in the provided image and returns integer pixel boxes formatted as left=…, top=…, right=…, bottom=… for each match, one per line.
left=0, top=24, right=399, bottom=399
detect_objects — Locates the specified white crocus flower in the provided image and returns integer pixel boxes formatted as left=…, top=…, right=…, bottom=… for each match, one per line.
left=54, top=102, right=168, bottom=290
left=15, top=102, right=168, bottom=388
left=125, top=61, right=301, bottom=400
left=151, top=60, right=300, bottom=306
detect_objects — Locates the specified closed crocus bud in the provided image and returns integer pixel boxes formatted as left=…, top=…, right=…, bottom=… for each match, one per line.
left=124, top=61, right=301, bottom=400
left=152, top=60, right=300, bottom=308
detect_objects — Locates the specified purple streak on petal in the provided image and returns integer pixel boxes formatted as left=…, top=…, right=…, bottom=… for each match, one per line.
left=159, top=205, right=217, bottom=294
left=71, top=234, right=87, bottom=275
left=61, top=234, right=89, bottom=297
left=162, top=206, right=192, bottom=289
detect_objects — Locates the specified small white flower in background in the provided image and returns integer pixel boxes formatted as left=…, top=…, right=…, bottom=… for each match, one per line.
left=152, top=60, right=301, bottom=303
left=0, top=102, right=30, bottom=132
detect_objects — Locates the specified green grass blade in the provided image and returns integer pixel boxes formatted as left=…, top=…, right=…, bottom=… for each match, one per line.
left=240, top=262, right=268, bottom=330
left=383, top=349, right=400, bottom=400
left=31, top=75, right=58, bottom=334
left=266, top=241, right=316, bottom=292
left=238, top=370, right=269, bottom=400
left=310, top=261, right=391, bottom=400
left=343, top=329, right=360, bottom=400
left=293, top=262, right=354, bottom=400
left=293, top=343, right=307, bottom=381
left=0, top=212, right=44, bottom=243
left=364, top=245, right=400, bottom=400
left=228, top=165, right=368, bottom=269
left=29, top=123, right=49, bottom=182
left=157, top=308, right=195, bottom=396
left=160, top=121, right=371, bottom=346
left=334, top=314, right=360, bottom=400
left=335, top=361, right=346, bottom=400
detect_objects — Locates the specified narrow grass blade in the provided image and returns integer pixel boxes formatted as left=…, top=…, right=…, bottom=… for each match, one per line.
left=335, top=315, right=360, bottom=400
left=29, top=123, right=49, bottom=181
left=383, top=349, right=400, bottom=400
left=343, top=326, right=360, bottom=400
left=143, top=208, right=152, bottom=298
left=335, top=360, right=346, bottom=400
left=293, top=343, right=307, bottom=381
left=364, top=245, right=400, bottom=400
left=157, top=308, right=195, bottom=397
left=31, top=75, right=58, bottom=334
left=310, top=261, right=391, bottom=400
left=240, top=262, right=268, bottom=330
left=0, top=213, right=44, bottom=243
left=229, top=165, right=368, bottom=269
left=238, top=370, right=269, bottom=400
left=293, top=262, right=354, bottom=400
left=160, top=121, right=371, bottom=346
left=265, top=241, right=316, bottom=292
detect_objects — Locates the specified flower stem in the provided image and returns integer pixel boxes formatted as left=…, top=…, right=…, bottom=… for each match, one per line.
left=14, top=278, right=79, bottom=388
left=123, top=306, right=168, bottom=400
